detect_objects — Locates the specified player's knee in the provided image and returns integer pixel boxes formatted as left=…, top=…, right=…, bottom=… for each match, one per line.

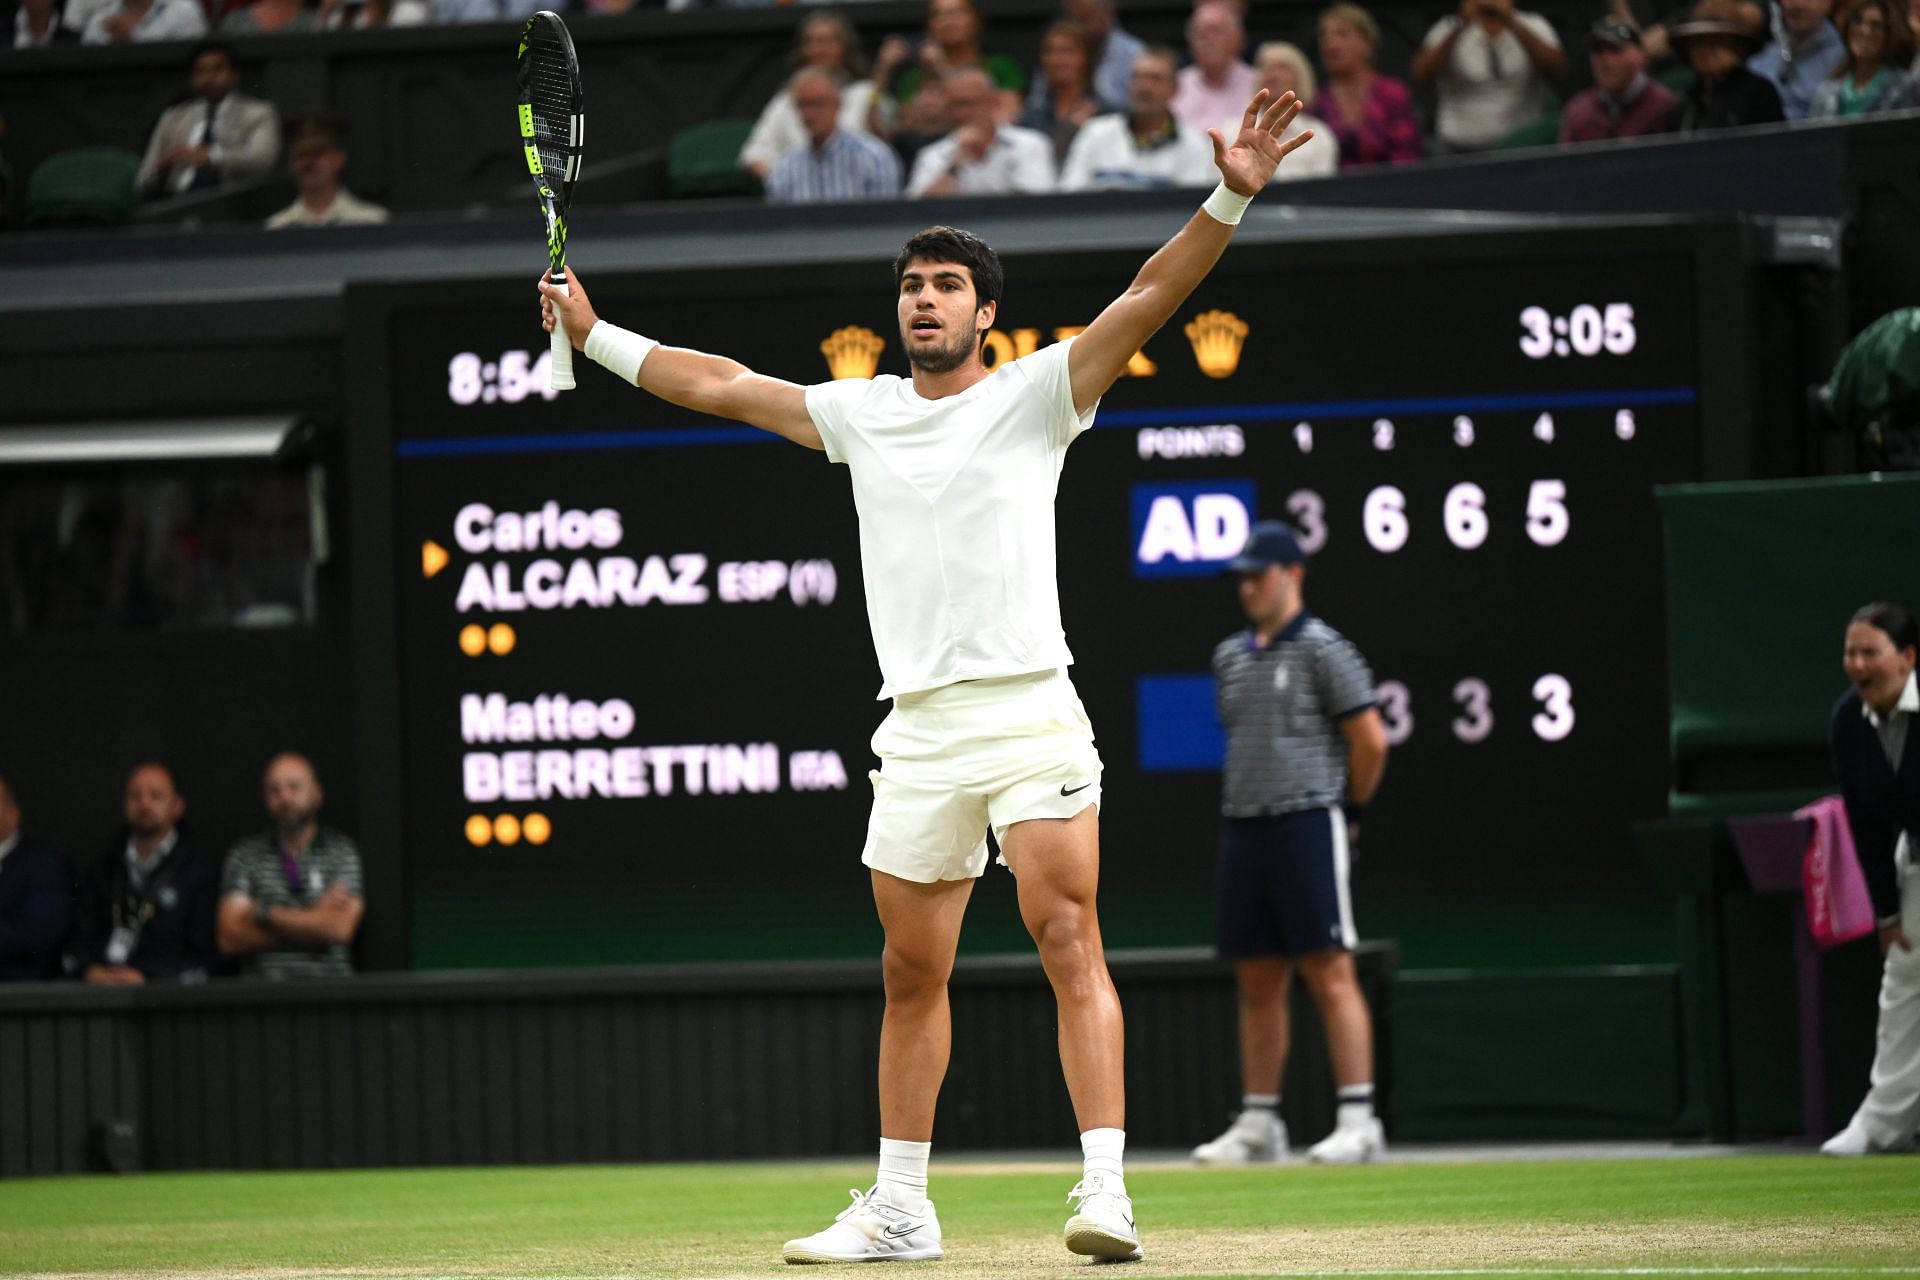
left=881, top=940, right=950, bottom=1000
left=1029, top=911, right=1103, bottom=982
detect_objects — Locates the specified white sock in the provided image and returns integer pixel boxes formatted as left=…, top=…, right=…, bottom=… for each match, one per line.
left=877, top=1137, right=931, bottom=1214
left=1241, top=1092, right=1280, bottom=1121
left=1080, top=1127, right=1126, bottom=1187
left=1337, top=1084, right=1375, bottom=1128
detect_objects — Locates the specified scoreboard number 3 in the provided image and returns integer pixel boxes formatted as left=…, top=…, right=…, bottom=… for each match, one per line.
left=1371, top=675, right=1577, bottom=745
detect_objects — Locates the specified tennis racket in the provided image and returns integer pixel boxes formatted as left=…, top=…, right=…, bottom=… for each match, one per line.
left=516, top=10, right=584, bottom=392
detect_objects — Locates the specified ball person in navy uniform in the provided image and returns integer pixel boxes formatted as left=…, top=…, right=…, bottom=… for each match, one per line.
left=1822, top=601, right=1920, bottom=1156
left=1191, top=520, right=1390, bottom=1165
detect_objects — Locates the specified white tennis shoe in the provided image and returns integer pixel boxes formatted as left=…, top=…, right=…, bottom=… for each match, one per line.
left=1063, top=1173, right=1142, bottom=1262
left=1192, top=1110, right=1288, bottom=1164
left=1306, top=1117, right=1386, bottom=1164
left=782, top=1186, right=943, bottom=1264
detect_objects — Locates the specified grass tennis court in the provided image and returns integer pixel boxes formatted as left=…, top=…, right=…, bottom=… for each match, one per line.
left=2, top=1154, right=1916, bottom=1279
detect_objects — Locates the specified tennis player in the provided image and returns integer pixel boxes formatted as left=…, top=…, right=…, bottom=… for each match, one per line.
left=540, top=87, right=1314, bottom=1266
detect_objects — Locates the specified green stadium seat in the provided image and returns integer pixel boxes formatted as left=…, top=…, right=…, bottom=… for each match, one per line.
left=1495, top=112, right=1565, bottom=150
left=664, top=119, right=762, bottom=201
left=25, top=147, right=141, bottom=230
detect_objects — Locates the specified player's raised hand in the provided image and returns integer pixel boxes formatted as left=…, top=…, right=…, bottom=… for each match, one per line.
left=1209, top=89, right=1313, bottom=197
left=538, top=268, right=599, bottom=352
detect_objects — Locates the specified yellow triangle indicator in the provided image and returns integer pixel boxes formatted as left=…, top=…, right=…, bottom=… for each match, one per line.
left=422, top=540, right=449, bottom=579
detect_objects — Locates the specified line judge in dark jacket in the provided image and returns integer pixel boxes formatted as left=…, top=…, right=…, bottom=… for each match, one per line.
left=1823, top=601, right=1920, bottom=1155
left=71, top=763, right=222, bottom=985
left=0, top=773, right=75, bottom=983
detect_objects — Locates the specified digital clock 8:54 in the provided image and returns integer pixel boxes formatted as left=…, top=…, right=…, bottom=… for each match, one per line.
left=1519, top=304, right=1636, bottom=359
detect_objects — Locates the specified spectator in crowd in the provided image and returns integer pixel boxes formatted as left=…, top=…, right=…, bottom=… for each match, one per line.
left=1751, top=0, right=1848, bottom=117
left=15, top=0, right=80, bottom=46
left=82, top=0, right=206, bottom=43
left=0, top=774, right=73, bottom=984
left=1172, top=1, right=1259, bottom=138
left=1059, top=44, right=1217, bottom=189
left=1560, top=18, right=1677, bottom=140
left=69, top=764, right=221, bottom=985
left=1021, top=19, right=1115, bottom=164
left=1313, top=3, right=1426, bottom=166
left=216, top=753, right=364, bottom=979
left=766, top=68, right=903, bottom=203
left=316, top=0, right=429, bottom=27
left=1809, top=0, right=1919, bottom=114
left=741, top=11, right=878, bottom=183
left=1253, top=40, right=1341, bottom=176
left=1028, top=0, right=1144, bottom=110
left=890, top=72, right=954, bottom=176
left=1908, top=0, right=1919, bottom=67
left=219, top=0, right=319, bottom=35
left=1669, top=0, right=1784, bottom=128
left=1820, top=602, right=1920, bottom=1156
left=433, top=0, right=540, bottom=23
left=135, top=43, right=281, bottom=199
left=1412, top=0, right=1567, bottom=152
left=875, top=0, right=1025, bottom=128
left=267, top=114, right=390, bottom=228
left=907, top=66, right=1055, bottom=196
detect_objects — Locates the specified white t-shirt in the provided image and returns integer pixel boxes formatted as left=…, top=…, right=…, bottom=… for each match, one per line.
left=905, top=125, right=1056, bottom=197
left=1058, top=114, right=1217, bottom=192
left=805, top=338, right=1097, bottom=699
left=1422, top=13, right=1561, bottom=150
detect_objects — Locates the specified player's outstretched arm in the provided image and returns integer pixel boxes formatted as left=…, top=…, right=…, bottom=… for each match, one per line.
left=539, top=270, right=823, bottom=451
left=1066, top=90, right=1312, bottom=415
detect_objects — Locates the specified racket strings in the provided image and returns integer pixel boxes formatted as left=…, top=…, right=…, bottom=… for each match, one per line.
left=525, top=38, right=580, bottom=179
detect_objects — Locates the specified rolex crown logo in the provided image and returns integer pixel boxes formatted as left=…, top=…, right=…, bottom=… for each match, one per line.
left=820, top=326, right=886, bottom=380
left=1184, top=309, right=1249, bottom=379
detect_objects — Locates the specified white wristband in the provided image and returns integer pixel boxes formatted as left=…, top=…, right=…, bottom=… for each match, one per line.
left=583, top=321, right=659, bottom=386
left=1202, top=181, right=1253, bottom=226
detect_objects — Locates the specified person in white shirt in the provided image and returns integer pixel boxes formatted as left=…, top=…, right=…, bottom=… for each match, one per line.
left=906, top=66, right=1055, bottom=197
left=537, top=83, right=1316, bottom=1267
left=266, top=115, right=389, bottom=229
left=1253, top=40, right=1340, bottom=177
left=1411, top=0, right=1567, bottom=152
left=15, top=0, right=79, bottom=47
left=82, top=0, right=205, bottom=43
left=1060, top=45, right=1218, bottom=190
left=1173, top=0, right=1259, bottom=138
left=739, top=11, right=880, bottom=183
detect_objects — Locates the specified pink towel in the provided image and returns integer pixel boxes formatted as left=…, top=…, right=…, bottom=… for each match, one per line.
left=1797, top=795, right=1878, bottom=949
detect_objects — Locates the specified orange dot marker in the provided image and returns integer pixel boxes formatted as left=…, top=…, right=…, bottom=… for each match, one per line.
left=464, top=814, right=492, bottom=846
left=523, top=813, right=552, bottom=845
left=493, top=813, right=522, bottom=845
left=488, top=623, right=516, bottom=656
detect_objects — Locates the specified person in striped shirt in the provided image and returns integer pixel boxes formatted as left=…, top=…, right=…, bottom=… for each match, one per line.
left=1191, top=520, right=1391, bottom=1166
left=766, top=68, right=904, bottom=205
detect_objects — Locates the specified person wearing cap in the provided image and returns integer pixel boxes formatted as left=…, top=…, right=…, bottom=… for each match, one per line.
left=1749, top=0, right=1847, bottom=119
left=1668, top=0, right=1785, bottom=129
left=1560, top=18, right=1677, bottom=141
left=1190, top=521, right=1389, bottom=1167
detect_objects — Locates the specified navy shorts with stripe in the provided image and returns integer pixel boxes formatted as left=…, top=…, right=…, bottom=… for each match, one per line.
left=1215, top=807, right=1355, bottom=959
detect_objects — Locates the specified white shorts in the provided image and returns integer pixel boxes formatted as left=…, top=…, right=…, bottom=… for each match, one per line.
left=862, top=668, right=1104, bottom=883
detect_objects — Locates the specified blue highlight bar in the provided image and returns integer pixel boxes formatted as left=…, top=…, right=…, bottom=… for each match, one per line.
left=1095, top=386, right=1697, bottom=429
left=1137, top=673, right=1224, bottom=773
left=394, top=386, right=1699, bottom=459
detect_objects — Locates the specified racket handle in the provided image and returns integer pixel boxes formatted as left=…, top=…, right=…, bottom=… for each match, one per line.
left=549, top=274, right=576, bottom=392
